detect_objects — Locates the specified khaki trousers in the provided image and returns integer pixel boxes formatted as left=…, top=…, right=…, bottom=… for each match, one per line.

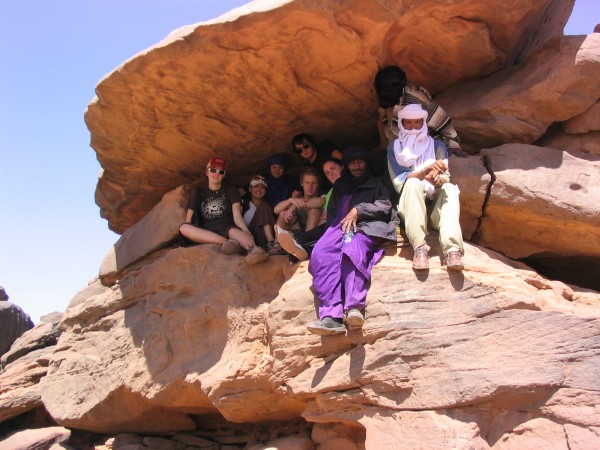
left=397, top=178, right=464, bottom=256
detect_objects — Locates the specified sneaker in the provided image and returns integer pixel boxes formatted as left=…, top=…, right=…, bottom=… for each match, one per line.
left=221, top=239, right=244, bottom=255
left=267, top=240, right=287, bottom=256
left=446, top=251, right=464, bottom=271
left=307, top=317, right=346, bottom=335
left=275, top=225, right=308, bottom=261
left=346, top=308, right=364, bottom=329
left=245, top=245, right=268, bottom=265
left=412, top=244, right=429, bottom=270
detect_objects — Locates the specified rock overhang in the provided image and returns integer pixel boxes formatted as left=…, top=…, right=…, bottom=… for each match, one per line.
left=85, top=0, right=574, bottom=233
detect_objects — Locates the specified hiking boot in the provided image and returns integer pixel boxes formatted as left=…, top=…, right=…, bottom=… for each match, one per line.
left=307, top=317, right=346, bottom=335
left=245, top=245, right=268, bottom=265
left=412, top=244, right=429, bottom=270
left=275, top=225, right=308, bottom=261
left=221, top=239, right=244, bottom=255
left=267, top=240, right=287, bottom=256
left=346, top=308, right=365, bottom=329
left=446, top=251, right=464, bottom=271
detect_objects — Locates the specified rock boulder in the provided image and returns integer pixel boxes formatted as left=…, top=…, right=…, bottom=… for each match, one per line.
left=0, top=301, right=34, bottom=358
left=85, top=0, right=575, bottom=233
left=38, top=242, right=600, bottom=449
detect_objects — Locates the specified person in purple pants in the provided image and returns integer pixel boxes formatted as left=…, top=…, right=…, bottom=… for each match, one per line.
left=307, top=146, right=397, bottom=335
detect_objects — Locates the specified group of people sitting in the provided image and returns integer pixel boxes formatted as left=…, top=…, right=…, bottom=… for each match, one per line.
left=179, top=66, right=466, bottom=335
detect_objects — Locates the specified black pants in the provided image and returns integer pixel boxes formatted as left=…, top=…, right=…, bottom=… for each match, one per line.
left=292, top=223, right=327, bottom=256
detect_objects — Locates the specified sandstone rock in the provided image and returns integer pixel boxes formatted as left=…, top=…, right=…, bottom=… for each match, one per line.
left=1, top=317, right=61, bottom=368
left=66, top=277, right=112, bottom=312
left=437, top=34, right=600, bottom=152
left=0, top=285, right=8, bottom=301
left=38, top=239, right=600, bottom=448
left=0, top=316, right=62, bottom=424
left=0, top=426, right=70, bottom=450
left=41, top=246, right=292, bottom=433
left=0, top=301, right=34, bottom=357
left=563, top=100, right=600, bottom=134
left=447, top=154, right=490, bottom=239
left=476, top=144, right=600, bottom=260
left=99, top=185, right=189, bottom=283
left=85, top=0, right=574, bottom=233
left=537, top=126, right=600, bottom=157
left=0, top=350, right=48, bottom=423
left=247, top=435, right=314, bottom=450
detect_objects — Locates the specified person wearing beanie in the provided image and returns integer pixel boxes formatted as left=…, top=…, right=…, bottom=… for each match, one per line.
left=179, top=157, right=268, bottom=265
left=387, top=103, right=465, bottom=271
left=373, top=65, right=467, bottom=157
left=307, top=146, right=396, bottom=335
left=263, top=152, right=302, bottom=208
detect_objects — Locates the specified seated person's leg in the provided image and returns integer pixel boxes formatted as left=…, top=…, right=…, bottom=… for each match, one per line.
left=305, top=208, right=322, bottom=232
left=228, top=228, right=255, bottom=251
left=276, top=208, right=297, bottom=231
left=397, top=178, right=428, bottom=249
left=180, top=223, right=226, bottom=245
left=430, top=183, right=464, bottom=270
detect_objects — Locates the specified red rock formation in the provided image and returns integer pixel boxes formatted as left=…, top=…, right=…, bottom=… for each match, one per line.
left=85, top=0, right=575, bottom=234
left=3, top=1, right=600, bottom=448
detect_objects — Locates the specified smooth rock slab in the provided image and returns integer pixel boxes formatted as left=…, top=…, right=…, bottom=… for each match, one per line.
left=0, top=426, right=70, bottom=450
left=477, top=144, right=600, bottom=259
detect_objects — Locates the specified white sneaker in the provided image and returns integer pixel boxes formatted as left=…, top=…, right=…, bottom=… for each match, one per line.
left=275, top=225, right=308, bottom=261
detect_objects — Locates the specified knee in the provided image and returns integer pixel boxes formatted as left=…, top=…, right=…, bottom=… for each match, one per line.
left=404, top=178, right=422, bottom=191
left=440, top=182, right=460, bottom=199
left=179, top=223, right=192, bottom=235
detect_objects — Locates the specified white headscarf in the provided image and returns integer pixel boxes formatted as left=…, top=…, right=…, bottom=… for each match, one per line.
left=393, top=104, right=437, bottom=198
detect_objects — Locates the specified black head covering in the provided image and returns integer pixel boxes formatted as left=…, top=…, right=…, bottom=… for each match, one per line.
left=334, top=146, right=371, bottom=196
left=374, top=66, right=407, bottom=108
left=266, top=152, right=289, bottom=169
left=342, top=145, right=371, bottom=165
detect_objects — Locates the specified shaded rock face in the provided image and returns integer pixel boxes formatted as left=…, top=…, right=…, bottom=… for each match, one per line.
left=0, top=301, right=34, bottom=357
left=0, top=315, right=62, bottom=435
left=86, top=0, right=575, bottom=234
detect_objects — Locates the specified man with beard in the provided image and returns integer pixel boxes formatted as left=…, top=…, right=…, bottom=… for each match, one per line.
left=307, top=146, right=396, bottom=335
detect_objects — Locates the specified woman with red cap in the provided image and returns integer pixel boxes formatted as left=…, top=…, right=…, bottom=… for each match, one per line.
left=180, top=157, right=268, bottom=265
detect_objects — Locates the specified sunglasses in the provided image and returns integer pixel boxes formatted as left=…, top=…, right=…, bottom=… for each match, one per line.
left=208, top=167, right=225, bottom=175
left=293, top=142, right=311, bottom=154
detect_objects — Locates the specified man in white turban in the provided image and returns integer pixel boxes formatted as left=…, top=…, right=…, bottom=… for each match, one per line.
left=387, top=103, right=464, bottom=270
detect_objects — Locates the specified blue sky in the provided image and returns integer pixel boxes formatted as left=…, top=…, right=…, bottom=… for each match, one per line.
left=0, top=1, right=597, bottom=324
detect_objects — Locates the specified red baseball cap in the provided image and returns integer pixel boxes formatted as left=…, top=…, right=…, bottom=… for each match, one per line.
left=207, top=157, right=227, bottom=171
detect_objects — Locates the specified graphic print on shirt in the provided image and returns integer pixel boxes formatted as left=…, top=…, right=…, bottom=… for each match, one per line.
left=202, top=195, right=227, bottom=221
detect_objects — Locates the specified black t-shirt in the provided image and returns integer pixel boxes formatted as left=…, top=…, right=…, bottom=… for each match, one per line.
left=188, top=184, right=241, bottom=233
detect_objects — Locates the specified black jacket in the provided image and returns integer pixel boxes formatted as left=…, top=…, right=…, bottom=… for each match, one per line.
left=326, top=175, right=396, bottom=242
